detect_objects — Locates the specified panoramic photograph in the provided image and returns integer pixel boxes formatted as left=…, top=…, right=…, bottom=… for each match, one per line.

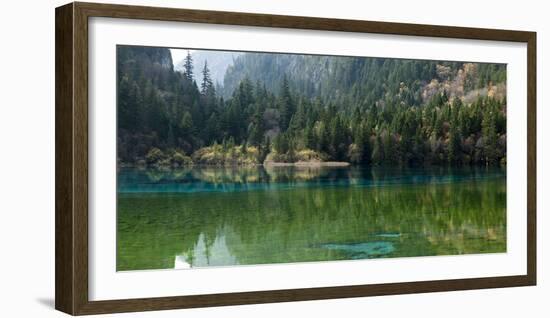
left=116, top=45, right=507, bottom=271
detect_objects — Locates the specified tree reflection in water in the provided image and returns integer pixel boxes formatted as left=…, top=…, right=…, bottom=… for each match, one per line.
left=117, top=166, right=506, bottom=271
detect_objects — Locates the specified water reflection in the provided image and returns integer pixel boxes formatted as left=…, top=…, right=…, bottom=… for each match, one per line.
left=117, top=166, right=506, bottom=271
left=174, top=231, right=239, bottom=268
left=118, top=165, right=506, bottom=193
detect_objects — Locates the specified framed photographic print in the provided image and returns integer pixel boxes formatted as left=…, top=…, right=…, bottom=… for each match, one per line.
left=55, top=2, right=536, bottom=315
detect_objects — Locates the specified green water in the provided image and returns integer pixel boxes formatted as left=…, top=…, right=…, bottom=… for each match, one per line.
left=117, top=166, right=506, bottom=271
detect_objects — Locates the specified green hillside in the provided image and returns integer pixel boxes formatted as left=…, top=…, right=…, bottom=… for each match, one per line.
left=117, top=46, right=507, bottom=167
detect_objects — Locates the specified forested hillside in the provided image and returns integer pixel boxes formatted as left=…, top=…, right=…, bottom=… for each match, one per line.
left=222, top=52, right=506, bottom=108
left=117, top=46, right=507, bottom=167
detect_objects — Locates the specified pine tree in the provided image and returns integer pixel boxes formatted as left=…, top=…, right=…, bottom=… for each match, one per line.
left=183, top=51, right=194, bottom=81
left=288, top=138, right=296, bottom=162
left=482, top=109, right=498, bottom=165
left=371, top=133, right=384, bottom=165
left=273, top=133, right=289, bottom=154
left=329, top=116, right=347, bottom=161
left=318, top=121, right=330, bottom=154
left=304, top=125, right=315, bottom=150
left=248, top=105, right=265, bottom=146
left=201, top=61, right=214, bottom=95
left=278, top=76, right=294, bottom=130
left=448, top=123, right=461, bottom=164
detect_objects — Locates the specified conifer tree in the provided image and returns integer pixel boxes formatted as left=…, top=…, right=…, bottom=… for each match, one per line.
left=183, top=51, right=194, bottom=81
left=278, top=76, right=294, bottom=130
left=201, top=61, right=214, bottom=95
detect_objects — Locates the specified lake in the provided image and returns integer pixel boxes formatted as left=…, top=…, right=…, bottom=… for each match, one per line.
left=116, top=165, right=506, bottom=271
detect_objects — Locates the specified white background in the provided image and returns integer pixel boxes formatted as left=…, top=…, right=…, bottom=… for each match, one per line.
left=89, top=17, right=527, bottom=301
left=0, top=0, right=547, bottom=317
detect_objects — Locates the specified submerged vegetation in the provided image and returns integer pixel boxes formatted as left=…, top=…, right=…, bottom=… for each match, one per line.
left=117, top=46, right=506, bottom=167
left=117, top=166, right=506, bottom=270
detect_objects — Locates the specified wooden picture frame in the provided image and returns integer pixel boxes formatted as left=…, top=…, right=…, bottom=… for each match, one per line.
left=56, top=2, right=536, bottom=315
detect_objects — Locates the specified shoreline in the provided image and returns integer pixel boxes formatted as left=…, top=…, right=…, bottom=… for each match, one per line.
left=264, top=161, right=350, bottom=167
left=118, top=161, right=506, bottom=169
left=118, top=160, right=351, bottom=169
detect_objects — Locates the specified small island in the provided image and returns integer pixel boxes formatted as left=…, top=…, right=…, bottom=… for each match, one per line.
left=130, top=143, right=350, bottom=169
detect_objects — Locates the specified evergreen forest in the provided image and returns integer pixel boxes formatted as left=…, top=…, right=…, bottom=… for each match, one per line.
left=117, top=46, right=507, bottom=167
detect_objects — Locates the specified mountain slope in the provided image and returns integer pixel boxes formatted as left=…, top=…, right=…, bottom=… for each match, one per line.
left=222, top=52, right=506, bottom=109
left=116, top=46, right=507, bottom=167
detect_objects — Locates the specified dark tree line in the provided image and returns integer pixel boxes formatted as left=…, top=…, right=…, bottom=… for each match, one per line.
left=117, top=46, right=506, bottom=166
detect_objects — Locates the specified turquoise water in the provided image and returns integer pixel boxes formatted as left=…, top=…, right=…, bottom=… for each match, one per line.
left=117, top=165, right=505, bottom=193
left=117, top=166, right=506, bottom=271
